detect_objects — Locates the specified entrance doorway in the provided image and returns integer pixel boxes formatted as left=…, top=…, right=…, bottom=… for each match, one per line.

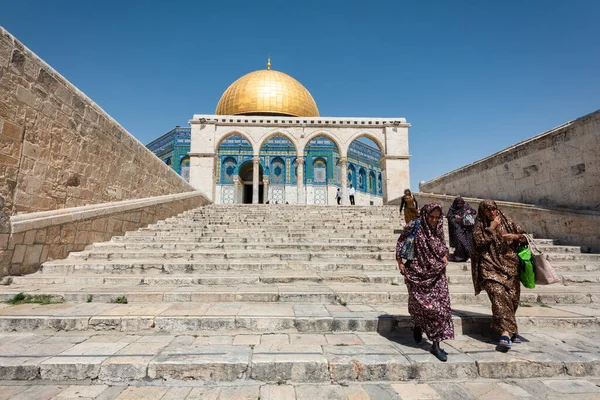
left=238, top=160, right=264, bottom=204
left=243, top=184, right=264, bottom=204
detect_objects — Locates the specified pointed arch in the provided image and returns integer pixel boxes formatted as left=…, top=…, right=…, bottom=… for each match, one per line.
left=300, top=131, right=343, bottom=156
left=215, top=130, right=256, bottom=154
left=344, top=131, right=385, bottom=155
left=257, top=130, right=298, bottom=155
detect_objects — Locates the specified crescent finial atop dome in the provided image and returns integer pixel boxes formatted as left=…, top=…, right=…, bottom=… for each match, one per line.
left=267, top=55, right=271, bottom=70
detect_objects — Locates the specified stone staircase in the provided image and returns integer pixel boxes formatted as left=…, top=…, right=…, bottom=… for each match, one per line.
left=1, top=204, right=600, bottom=398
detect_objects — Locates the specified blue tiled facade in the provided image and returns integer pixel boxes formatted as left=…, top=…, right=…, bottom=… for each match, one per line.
left=146, top=127, right=192, bottom=181
left=147, top=128, right=383, bottom=196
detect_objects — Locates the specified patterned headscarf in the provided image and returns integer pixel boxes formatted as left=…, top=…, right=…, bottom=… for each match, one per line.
left=474, top=199, right=513, bottom=233
left=414, top=202, right=448, bottom=263
left=471, top=199, right=525, bottom=295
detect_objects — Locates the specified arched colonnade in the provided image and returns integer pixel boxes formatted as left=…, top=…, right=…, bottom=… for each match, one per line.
left=214, top=129, right=385, bottom=205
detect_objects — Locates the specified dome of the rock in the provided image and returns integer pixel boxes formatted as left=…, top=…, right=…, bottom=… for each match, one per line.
left=215, top=62, right=319, bottom=117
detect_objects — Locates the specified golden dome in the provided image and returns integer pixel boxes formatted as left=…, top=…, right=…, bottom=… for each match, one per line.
left=216, top=64, right=319, bottom=117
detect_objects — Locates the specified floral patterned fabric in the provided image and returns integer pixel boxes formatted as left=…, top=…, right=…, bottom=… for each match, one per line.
left=396, top=203, right=454, bottom=341
left=471, top=199, right=526, bottom=335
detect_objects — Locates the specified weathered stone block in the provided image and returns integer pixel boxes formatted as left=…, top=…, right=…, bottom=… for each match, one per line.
left=23, top=243, right=43, bottom=266
left=147, top=345, right=250, bottom=381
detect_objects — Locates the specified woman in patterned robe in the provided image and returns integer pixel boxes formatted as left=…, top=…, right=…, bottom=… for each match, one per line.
left=399, top=189, right=419, bottom=224
left=396, top=203, right=454, bottom=361
left=471, top=200, right=526, bottom=351
left=447, top=196, right=477, bottom=262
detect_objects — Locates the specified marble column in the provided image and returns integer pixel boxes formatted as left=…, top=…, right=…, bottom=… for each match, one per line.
left=252, top=156, right=260, bottom=204
left=296, top=157, right=305, bottom=204
left=262, top=176, right=269, bottom=204
left=233, top=176, right=241, bottom=204
left=339, top=158, right=348, bottom=205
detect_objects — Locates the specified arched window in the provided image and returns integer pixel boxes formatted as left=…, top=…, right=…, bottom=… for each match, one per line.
left=347, top=164, right=356, bottom=188
left=180, top=156, right=190, bottom=182
left=313, top=158, right=327, bottom=184
left=270, top=157, right=285, bottom=184
left=369, top=171, right=376, bottom=194
left=221, top=157, right=237, bottom=184
left=358, top=167, right=367, bottom=192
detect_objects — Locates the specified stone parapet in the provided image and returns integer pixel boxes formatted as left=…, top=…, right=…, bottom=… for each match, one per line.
left=419, top=109, right=600, bottom=211
left=0, top=25, right=195, bottom=216
left=0, top=192, right=209, bottom=278
left=392, top=192, right=600, bottom=253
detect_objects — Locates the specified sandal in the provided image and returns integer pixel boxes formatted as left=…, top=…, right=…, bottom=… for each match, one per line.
left=413, top=326, right=423, bottom=344
left=430, top=347, right=448, bottom=362
left=496, top=335, right=512, bottom=353
left=511, top=334, right=523, bottom=344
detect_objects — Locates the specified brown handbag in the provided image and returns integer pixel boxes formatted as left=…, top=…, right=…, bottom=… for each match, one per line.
left=526, top=234, right=561, bottom=285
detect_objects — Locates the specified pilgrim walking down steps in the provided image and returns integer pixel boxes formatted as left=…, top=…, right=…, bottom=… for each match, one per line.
left=447, top=196, right=477, bottom=262
left=396, top=203, right=454, bottom=361
left=471, top=200, right=527, bottom=352
left=399, top=189, right=419, bottom=223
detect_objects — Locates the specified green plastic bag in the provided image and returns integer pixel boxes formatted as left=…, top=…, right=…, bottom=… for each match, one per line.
left=517, top=245, right=536, bottom=289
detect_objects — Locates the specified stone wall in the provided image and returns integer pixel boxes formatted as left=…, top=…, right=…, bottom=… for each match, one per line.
left=1, top=192, right=209, bottom=279
left=0, top=25, right=195, bottom=216
left=0, top=26, right=209, bottom=277
left=419, top=110, right=600, bottom=211
left=389, top=193, right=600, bottom=253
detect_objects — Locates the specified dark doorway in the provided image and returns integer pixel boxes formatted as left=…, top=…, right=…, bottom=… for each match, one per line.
left=239, top=160, right=264, bottom=204
left=243, top=184, right=264, bottom=204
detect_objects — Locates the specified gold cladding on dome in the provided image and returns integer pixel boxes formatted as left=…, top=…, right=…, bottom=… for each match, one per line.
left=216, top=67, right=319, bottom=117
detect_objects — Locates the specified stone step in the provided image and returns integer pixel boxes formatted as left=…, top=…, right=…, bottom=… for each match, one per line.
left=0, top=302, right=597, bottom=334
left=67, top=250, right=398, bottom=262
left=13, top=270, right=600, bottom=287
left=39, top=260, right=399, bottom=274
left=126, top=230, right=399, bottom=237
left=35, top=259, right=600, bottom=278
left=67, top=249, right=600, bottom=263
left=2, top=378, right=599, bottom=399
left=2, top=283, right=599, bottom=305
left=93, top=242, right=397, bottom=253
left=114, top=235, right=397, bottom=244
left=92, top=241, right=584, bottom=256
left=0, top=330, right=599, bottom=384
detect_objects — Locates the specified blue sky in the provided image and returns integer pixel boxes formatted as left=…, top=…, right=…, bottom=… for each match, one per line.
left=2, top=0, right=599, bottom=190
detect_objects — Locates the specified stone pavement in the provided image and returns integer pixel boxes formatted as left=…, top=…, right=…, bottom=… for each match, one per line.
left=1, top=378, right=600, bottom=399
left=0, top=204, right=599, bottom=396
left=2, top=330, right=600, bottom=384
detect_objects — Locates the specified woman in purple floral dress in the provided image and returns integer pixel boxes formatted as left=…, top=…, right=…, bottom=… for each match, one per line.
left=396, top=203, right=454, bottom=361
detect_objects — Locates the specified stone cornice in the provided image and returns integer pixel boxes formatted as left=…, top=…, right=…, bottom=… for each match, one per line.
left=190, top=114, right=410, bottom=128
left=382, top=155, right=411, bottom=161
left=10, top=192, right=207, bottom=234
left=188, top=153, right=216, bottom=157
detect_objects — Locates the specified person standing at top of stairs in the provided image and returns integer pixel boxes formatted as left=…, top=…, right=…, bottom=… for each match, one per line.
left=348, top=185, right=356, bottom=205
